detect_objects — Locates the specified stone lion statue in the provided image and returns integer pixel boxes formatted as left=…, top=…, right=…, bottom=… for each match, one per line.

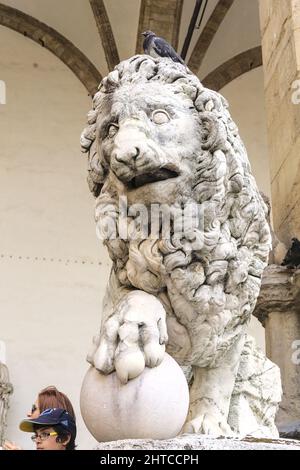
left=81, top=55, right=281, bottom=437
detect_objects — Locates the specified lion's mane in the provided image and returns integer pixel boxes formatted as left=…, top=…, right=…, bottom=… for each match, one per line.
left=81, top=56, right=271, bottom=367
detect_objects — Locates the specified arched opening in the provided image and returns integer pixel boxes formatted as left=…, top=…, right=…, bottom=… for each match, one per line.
left=0, top=26, right=110, bottom=449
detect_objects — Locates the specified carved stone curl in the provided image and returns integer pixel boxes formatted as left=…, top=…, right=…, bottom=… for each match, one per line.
left=81, top=55, right=282, bottom=438
left=0, top=362, right=13, bottom=445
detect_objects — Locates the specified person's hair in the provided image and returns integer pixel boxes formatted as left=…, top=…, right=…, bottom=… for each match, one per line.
left=38, top=386, right=76, bottom=420
left=53, top=424, right=76, bottom=451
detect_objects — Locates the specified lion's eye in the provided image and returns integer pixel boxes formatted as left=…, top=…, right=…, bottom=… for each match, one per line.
left=107, top=123, right=119, bottom=138
left=151, top=110, right=170, bottom=125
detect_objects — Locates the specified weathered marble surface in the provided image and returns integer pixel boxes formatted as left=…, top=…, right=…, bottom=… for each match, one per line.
left=0, top=361, right=13, bottom=445
left=279, top=421, right=300, bottom=441
left=260, top=193, right=287, bottom=265
left=81, top=55, right=282, bottom=439
left=228, top=335, right=281, bottom=437
left=95, top=434, right=300, bottom=451
left=81, top=354, right=189, bottom=442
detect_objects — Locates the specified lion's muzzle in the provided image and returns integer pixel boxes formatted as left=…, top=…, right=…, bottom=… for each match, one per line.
left=110, top=119, right=148, bottom=182
left=110, top=119, right=179, bottom=188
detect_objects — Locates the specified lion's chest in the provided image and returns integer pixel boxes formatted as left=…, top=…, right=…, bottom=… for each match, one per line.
left=124, top=242, right=241, bottom=366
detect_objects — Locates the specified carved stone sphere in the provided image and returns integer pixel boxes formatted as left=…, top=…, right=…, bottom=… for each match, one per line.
left=80, top=354, right=189, bottom=442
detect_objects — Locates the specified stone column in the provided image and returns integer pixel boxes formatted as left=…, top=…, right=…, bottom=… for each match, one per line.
left=254, top=265, right=300, bottom=431
left=0, top=362, right=13, bottom=446
left=259, top=0, right=300, bottom=245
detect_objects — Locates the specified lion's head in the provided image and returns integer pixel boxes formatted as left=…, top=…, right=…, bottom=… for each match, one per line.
left=81, top=56, right=271, bottom=366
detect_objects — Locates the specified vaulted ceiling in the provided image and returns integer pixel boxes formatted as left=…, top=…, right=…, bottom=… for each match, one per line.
left=0, top=0, right=262, bottom=95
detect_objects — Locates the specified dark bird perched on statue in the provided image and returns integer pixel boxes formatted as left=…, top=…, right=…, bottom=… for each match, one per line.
left=281, top=238, right=300, bottom=268
left=142, top=31, right=185, bottom=64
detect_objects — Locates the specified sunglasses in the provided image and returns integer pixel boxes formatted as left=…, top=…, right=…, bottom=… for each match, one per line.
left=31, top=431, right=58, bottom=442
left=31, top=404, right=38, bottom=414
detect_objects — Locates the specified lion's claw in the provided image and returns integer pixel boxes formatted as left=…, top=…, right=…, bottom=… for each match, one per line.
left=183, top=413, right=234, bottom=437
left=90, top=291, right=168, bottom=383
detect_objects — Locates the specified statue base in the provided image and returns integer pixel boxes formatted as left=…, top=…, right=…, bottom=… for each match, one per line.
left=94, top=434, right=300, bottom=451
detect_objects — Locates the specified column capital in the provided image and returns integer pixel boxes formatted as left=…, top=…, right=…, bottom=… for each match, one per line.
left=254, top=265, right=300, bottom=325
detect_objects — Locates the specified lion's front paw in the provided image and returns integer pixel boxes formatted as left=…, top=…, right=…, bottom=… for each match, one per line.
left=91, top=291, right=168, bottom=384
left=183, top=413, right=233, bottom=437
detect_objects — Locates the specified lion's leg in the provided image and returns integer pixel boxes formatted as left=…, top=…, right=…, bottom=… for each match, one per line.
left=89, top=285, right=168, bottom=383
left=183, top=335, right=245, bottom=436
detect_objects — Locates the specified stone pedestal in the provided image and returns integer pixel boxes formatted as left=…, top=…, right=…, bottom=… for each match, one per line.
left=254, top=265, right=300, bottom=429
left=0, top=362, right=13, bottom=445
left=95, top=434, right=300, bottom=451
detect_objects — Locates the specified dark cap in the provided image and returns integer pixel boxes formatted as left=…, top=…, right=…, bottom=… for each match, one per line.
left=20, top=408, right=76, bottom=439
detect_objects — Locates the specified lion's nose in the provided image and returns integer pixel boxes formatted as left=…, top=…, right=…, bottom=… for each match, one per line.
left=114, top=146, right=140, bottom=166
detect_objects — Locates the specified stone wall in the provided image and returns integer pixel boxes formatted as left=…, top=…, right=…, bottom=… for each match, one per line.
left=259, top=0, right=300, bottom=244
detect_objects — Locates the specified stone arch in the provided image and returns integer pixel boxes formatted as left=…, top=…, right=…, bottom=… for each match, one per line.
left=89, top=0, right=119, bottom=71
left=135, top=0, right=183, bottom=54
left=202, top=46, right=262, bottom=91
left=188, top=0, right=235, bottom=74
left=0, top=3, right=101, bottom=95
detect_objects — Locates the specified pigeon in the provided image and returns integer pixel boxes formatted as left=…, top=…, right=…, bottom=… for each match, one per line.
left=281, top=237, right=300, bottom=268
left=142, top=31, right=185, bottom=65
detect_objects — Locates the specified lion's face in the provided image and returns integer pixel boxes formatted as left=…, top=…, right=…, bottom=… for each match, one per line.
left=96, top=82, right=201, bottom=205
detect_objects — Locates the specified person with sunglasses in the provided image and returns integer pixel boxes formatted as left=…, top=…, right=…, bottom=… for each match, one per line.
left=3, top=386, right=75, bottom=450
left=27, top=385, right=75, bottom=420
left=19, top=408, right=77, bottom=451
